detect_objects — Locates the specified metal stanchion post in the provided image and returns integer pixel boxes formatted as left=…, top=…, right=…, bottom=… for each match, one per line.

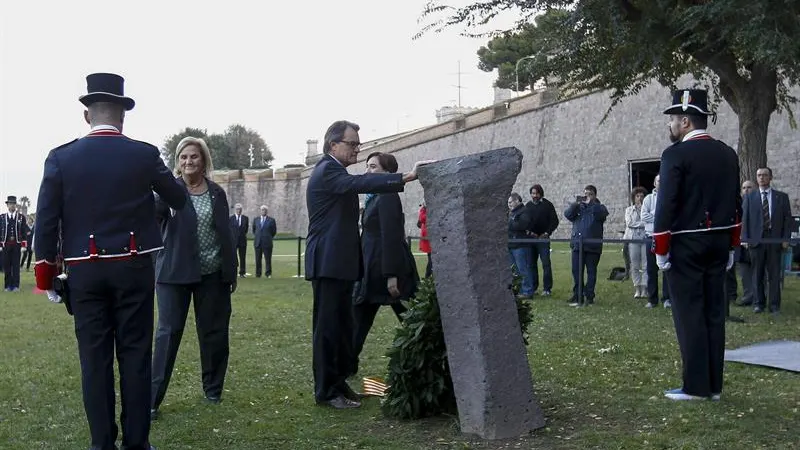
left=577, top=236, right=585, bottom=306
left=296, top=237, right=302, bottom=278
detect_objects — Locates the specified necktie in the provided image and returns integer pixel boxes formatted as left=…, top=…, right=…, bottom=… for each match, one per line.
left=237, top=215, right=241, bottom=227
left=762, top=191, right=771, bottom=235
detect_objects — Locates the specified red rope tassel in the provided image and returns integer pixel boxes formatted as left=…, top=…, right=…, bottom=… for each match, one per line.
left=129, top=232, right=138, bottom=255
left=705, top=211, right=712, bottom=229
left=88, top=235, right=98, bottom=258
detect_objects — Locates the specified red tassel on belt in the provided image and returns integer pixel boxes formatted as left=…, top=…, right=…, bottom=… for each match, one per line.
left=88, top=234, right=98, bottom=258
left=129, top=232, right=138, bottom=255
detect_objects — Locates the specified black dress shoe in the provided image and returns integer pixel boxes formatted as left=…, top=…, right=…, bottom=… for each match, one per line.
left=205, top=395, right=222, bottom=404
left=753, top=306, right=764, bottom=313
left=150, top=408, right=159, bottom=421
left=735, top=300, right=753, bottom=307
left=318, top=395, right=361, bottom=409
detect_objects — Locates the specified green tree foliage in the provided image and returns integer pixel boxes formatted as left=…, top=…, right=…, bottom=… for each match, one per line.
left=477, top=9, right=568, bottom=91
left=419, top=0, right=800, bottom=180
left=161, top=125, right=273, bottom=171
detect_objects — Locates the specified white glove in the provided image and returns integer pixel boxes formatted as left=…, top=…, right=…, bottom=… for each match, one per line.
left=726, top=250, right=735, bottom=271
left=46, top=290, right=62, bottom=303
left=656, top=253, right=671, bottom=271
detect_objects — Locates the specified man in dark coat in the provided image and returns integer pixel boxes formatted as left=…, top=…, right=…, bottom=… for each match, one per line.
left=305, top=120, right=432, bottom=409
left=230, top=204, right=249, bottom=277
left=564, top=185, right=608, bottom=306
left=524, top=184, right=559, bottom=296
left=252, top=205, right=277, bottom=278
left=1, top=196, right=30, bottom=291
left=741, top=167, right=792, bottom=314
left=34, top=73, right=186, bottom=449
left=653, top=89, right=741, bottom=401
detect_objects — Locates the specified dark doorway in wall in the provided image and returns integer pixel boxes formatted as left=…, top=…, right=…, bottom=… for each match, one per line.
left=629, top=160, right=661, bottom=193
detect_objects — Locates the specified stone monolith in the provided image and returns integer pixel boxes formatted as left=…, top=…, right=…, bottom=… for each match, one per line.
left=417, top=147, right=545, bottom=439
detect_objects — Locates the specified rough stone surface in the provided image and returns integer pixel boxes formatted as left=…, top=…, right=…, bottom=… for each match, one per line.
left=417, top=147, right=545, bottom=439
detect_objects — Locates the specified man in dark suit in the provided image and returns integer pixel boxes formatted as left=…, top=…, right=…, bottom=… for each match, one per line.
left=230, top=204, right=249, bottom=278
left=34, top=73, right=186, bottom=450
left=741, top=167, right=792, bottom=314
left=21, top=219, right=35, bottom=271
left=252, top=205, right=277, bottom=278
left=1, top=196, right=30, bottom=291
left=306, top=120, right=432, bottom=409
left=653, top=89, right=741, bottom=401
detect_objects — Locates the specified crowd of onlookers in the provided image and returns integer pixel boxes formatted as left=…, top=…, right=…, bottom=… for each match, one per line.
left=508, top=166, right=796, bottom=314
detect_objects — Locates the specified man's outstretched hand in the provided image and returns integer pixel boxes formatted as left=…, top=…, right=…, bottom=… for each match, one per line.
left=402, top=160, right=438, bottom=183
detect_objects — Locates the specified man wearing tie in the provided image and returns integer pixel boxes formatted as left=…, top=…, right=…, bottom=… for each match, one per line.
left=1, top=196, right=30, bottom=291
left=742, top=167, right=792, bottom=314
left=306, top=120, right=433, bottom=409
left=252, top=205, right=277, bottom=278
left=230, top=204, right=249, bottom=278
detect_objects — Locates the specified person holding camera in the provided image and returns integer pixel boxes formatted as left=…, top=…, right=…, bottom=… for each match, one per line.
left=564, top=185, right=608, bottom=306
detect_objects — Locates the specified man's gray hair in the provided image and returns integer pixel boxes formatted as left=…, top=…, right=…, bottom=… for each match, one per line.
left=87, top=101, right=125, bottom=125
left=260, top=205, right=268, bottom=210
left=322, top=120, right=360, bottom=154
left=234, top=203, right=243, bottom=209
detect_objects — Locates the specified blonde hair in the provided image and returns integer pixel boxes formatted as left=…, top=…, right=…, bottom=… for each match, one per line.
left=174, top=136, right=214, bottom=176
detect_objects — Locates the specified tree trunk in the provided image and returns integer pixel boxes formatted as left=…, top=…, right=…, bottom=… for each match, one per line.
left=720, top=68, right=777, bottom=183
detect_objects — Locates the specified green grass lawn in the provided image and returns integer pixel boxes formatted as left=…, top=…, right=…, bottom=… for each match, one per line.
left=1, top=240, right=798, bottom=449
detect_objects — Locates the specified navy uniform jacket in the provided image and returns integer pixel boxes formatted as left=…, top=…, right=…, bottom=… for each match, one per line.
left=34, top=127, right=186, bottom=288
left=0, top=213, right=30, bottom=245
left=653, top=131, right=742, bottom=255
left=305, top=154, right=405, bottom=281
left=252, top=215, right=277, bottom=248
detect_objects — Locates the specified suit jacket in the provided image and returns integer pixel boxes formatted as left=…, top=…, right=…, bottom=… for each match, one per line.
left=653, top=133, right=741, bottom=255
left=34, top=127, right=186, bottom=266
left=354, top=193, right=418, bottom=304
left=305, top=154, right=405, bottom=281
left=155, top=178, right=237, bottom=285
left=0, top=213, right=30, bottom=246
left=742, top=188, right=792, bottom=246
left=230, top=214, right=249, bottom=246
left=252, top=215, right=277, bottom=248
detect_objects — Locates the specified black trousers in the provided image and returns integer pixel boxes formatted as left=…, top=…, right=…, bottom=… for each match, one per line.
left=750, top=244, right=783, bottom=312
left=2, top=244, right=21, bottom=289
left=311, top=278, right=356, bottom=402
left=646, top=238, right=671, bottom=304
left=68, top=256, right=155, bottom=450
left=424, top=253, right=432, bottom=278
left=254, top=245, right=273, bottom=277
left=151, top=271, right=232, bottom=411
left=351, top=301, right=406, bottom=376
left=20, top=246, right=33, bottom=270
left=236, top=244, right=247, bottom=276
left=667, top=232, right=729, bottom=397
left=570, top=251, right=600, bottom=301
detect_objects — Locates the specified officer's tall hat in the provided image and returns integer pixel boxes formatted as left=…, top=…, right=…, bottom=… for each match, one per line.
left=663, top=89, right=713, bottom=116
left=78, top=73, right=135, bottom=111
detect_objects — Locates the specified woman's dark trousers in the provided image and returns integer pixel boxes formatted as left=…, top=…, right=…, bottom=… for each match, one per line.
left=151, top=272, right=232, bottom=410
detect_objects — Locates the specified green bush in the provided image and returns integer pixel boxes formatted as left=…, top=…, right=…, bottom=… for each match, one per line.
left=382, top=270, right=532, bottom=419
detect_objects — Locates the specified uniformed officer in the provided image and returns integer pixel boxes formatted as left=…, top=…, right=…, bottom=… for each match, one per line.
left=34, top=73, right=187, bottom=450
left=652, top=89, right=742, bottom=401
left=1, top=195, right=29, bottom=291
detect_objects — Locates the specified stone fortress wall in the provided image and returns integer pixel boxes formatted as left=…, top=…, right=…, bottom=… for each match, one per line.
left=211, top=83, right=800, bottom=240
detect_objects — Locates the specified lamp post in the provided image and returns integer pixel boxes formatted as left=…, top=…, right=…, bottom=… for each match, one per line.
left=515, top=55, right=537, bottom=97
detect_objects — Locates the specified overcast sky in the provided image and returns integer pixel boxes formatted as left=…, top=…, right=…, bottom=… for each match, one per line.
left=1, top=0, right=521, bottom=211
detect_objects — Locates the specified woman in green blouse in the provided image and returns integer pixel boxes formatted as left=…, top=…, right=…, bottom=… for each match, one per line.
left=150, top=137, right=237, bottom=419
